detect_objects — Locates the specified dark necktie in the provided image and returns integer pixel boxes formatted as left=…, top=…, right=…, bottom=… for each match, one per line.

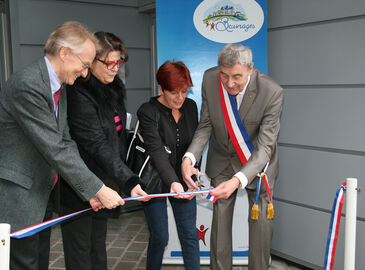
left=51, top=86, right=62, bottom=189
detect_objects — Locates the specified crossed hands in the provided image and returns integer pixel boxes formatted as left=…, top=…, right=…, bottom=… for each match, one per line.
left=89, top=184, right=150, bottom=211
left=181, top=157, right=242, bottom=201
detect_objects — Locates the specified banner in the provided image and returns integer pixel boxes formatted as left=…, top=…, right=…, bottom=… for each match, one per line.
left=156, top=0, right=267, bottom=265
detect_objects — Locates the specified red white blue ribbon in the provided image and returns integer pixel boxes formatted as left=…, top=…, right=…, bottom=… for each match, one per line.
left=219, top=73, right=254, bottom=166
left=206, top=193, right=217, bottom=203
left=10, top=188, right=213, bottom=239
left=324, top=182, right=346, bottom=270
left=253, top=162, right=269, bottom=206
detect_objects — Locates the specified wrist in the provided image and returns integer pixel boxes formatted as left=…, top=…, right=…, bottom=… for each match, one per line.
left=233, top=177, right=241, bottom=189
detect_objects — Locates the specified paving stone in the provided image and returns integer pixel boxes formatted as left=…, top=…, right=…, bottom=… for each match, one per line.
left=50, top=256, right=65, bottom=268
left=49, top=209, right=308, bottom=270
left=269, top=258, right=289, bottom=270
left=49, top=251, right=63, bottom=262
left=124, top=224, right=143, bottom=232
left=122, top=251, right=142, bottom=261
left=134, top=232, right=149, bottom=242
left=114, top=261, right=136, bottom=269
left=128, top=242, right=147, bottom=252
left=113, top=239, right=132, bottom=248
left=107, top=257, right=117, bottom=269
left=107, top=247, right=125, bottom=258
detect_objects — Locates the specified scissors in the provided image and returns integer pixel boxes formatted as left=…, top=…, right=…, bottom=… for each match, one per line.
left=192, top=168, right=204, bottom=189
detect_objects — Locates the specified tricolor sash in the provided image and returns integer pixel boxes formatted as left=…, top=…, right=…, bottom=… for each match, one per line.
left=219, top=73, right=254, bottom=165
left=219, top=73, right=273, bottom=219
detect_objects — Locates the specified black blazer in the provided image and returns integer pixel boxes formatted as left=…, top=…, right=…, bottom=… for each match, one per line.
left=137, top=97, right=198, bottom=192
left=60, top=74, right=140, bottom=213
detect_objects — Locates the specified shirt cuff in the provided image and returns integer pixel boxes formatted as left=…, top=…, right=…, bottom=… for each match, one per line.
left=183, top=152, right=196, bottom=166
left=234, top=172, right=248, bottom=189
left=96, top=184, right=105, bottom=195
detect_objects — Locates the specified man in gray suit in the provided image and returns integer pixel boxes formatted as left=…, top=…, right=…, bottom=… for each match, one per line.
left=182, top=44, right=283, bottom=270
left=0, top=21, right=128, bottom=270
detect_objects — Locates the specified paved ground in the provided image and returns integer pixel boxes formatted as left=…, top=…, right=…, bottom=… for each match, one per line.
left=48, top=209, right=311, bottom=270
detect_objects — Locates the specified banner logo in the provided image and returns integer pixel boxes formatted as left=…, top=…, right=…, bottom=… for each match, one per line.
left=193, top=0, right=264, bottom=43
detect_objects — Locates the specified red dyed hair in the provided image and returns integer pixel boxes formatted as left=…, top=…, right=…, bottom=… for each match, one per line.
left=156, top=61, right=193, bottom=92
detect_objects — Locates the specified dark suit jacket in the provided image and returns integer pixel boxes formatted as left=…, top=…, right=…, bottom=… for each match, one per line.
left=60, top=74, right=140, bottom=215
left=0, top=58, right=103, bottom=232
left=187, top=67, right=283, bottom=190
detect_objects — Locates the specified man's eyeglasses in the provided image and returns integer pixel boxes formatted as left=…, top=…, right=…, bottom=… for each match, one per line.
left=97, top=58, right=126, bottom=70
left=75, top=54, right=90, bottom=70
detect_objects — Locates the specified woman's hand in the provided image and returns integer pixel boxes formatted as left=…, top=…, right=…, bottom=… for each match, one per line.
left=170, top=182, right=195, bottom=200
left=181, top=158, right=203, bottom=190
left=131, top=184, right=150, bottom=202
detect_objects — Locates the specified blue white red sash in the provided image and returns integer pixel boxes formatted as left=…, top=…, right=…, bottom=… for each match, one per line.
left=218, top=74, right=272, bottom=219
left=324, top=182, right=346, bottom=270
left=10, top=188, right=213, bottom=239
left=219, top=73, right=254, bottom=165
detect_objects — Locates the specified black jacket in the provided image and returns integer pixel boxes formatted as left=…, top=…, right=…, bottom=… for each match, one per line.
left=60, top=74, right=140, bottom=214
left=137, top=97, right=198, bottom=192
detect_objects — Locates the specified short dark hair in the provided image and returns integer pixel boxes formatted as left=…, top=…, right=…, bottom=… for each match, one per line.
left=156, top=61, right=193, bottom=92
left=94, top=31, right=128, bottom=62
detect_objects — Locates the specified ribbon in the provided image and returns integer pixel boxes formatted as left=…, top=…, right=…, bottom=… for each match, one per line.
left=10, top=188, right=213, bottom=239
left=323, top=182, right=346, bottom=270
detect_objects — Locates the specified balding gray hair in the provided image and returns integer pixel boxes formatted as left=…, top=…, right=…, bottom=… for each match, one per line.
left=218, top=44, right=253, bottom=68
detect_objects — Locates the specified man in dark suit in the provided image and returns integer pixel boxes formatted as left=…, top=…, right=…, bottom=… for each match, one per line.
left=0, top=21, right=125, bottom=270
left=182, top=44, right=284, bottom=269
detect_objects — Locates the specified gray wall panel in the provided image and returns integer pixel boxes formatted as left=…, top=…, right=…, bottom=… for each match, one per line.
left=268, top=17, right=365, bottom=85
left=272, top=201, right=343, bottom=269
left=272, top=201, right=365, bottom=270
left=124, top=48, right=151, bottom=89
left=278, top=87, right=365, bottom=151
left=125, top=88, right=151, bottom=122
left=275, top=146, right=365, bottom=218
left=17, top=45, right=43, bottom=69
left=9, top=0, right=153, bottom=116
left=268, top=0, right=365, bottom=28
left=17, top=0, right=150, bottom=48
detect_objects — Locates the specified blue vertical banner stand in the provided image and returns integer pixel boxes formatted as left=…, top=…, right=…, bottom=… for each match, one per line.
left=156, top=0, right=267, bottom=265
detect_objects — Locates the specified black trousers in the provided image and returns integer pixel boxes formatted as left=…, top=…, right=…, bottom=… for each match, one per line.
left=10, top=192, right=55, bottom=270
left=60, top=207, right=108, bottom=270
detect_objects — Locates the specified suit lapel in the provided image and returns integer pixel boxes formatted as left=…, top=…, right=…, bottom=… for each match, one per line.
left=239, top=69, right=257, bottom=121
left=39, top=58, right=63, bottom=129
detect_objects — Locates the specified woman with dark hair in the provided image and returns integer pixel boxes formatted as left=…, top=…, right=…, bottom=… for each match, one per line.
left=59, top=32, right=149, bottom=270
left=137, top=61, right=200, bottom=269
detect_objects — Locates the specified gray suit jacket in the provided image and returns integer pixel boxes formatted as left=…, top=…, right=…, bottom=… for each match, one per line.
left=187, top=67, right=283, bottom=190
left=0, top=58, right=103, bottom=232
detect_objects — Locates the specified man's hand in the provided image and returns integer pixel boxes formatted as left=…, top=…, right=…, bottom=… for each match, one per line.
left=210, top=177, right=241, bottom=199
left=95, top=186, right=124, bottom=209
left=181, top=158, right=200, bottom=190
left=131, top=184, right=150, bottom=202
left=89, top=196, right=104, bottom=212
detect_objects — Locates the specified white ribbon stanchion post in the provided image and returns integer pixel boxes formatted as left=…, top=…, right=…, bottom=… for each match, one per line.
left=344, top=178, right=357, bottom=270
left=0, top=223, right=10, bottom=270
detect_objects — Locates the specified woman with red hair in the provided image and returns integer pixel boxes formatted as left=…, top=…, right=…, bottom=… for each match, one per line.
left=137, top=61, right=200, bottom=269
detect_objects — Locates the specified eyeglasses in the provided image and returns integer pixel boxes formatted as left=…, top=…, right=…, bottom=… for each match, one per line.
left=97, top=58, right=126, bottom=70
left=74, top=54, right=90, bottom=70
